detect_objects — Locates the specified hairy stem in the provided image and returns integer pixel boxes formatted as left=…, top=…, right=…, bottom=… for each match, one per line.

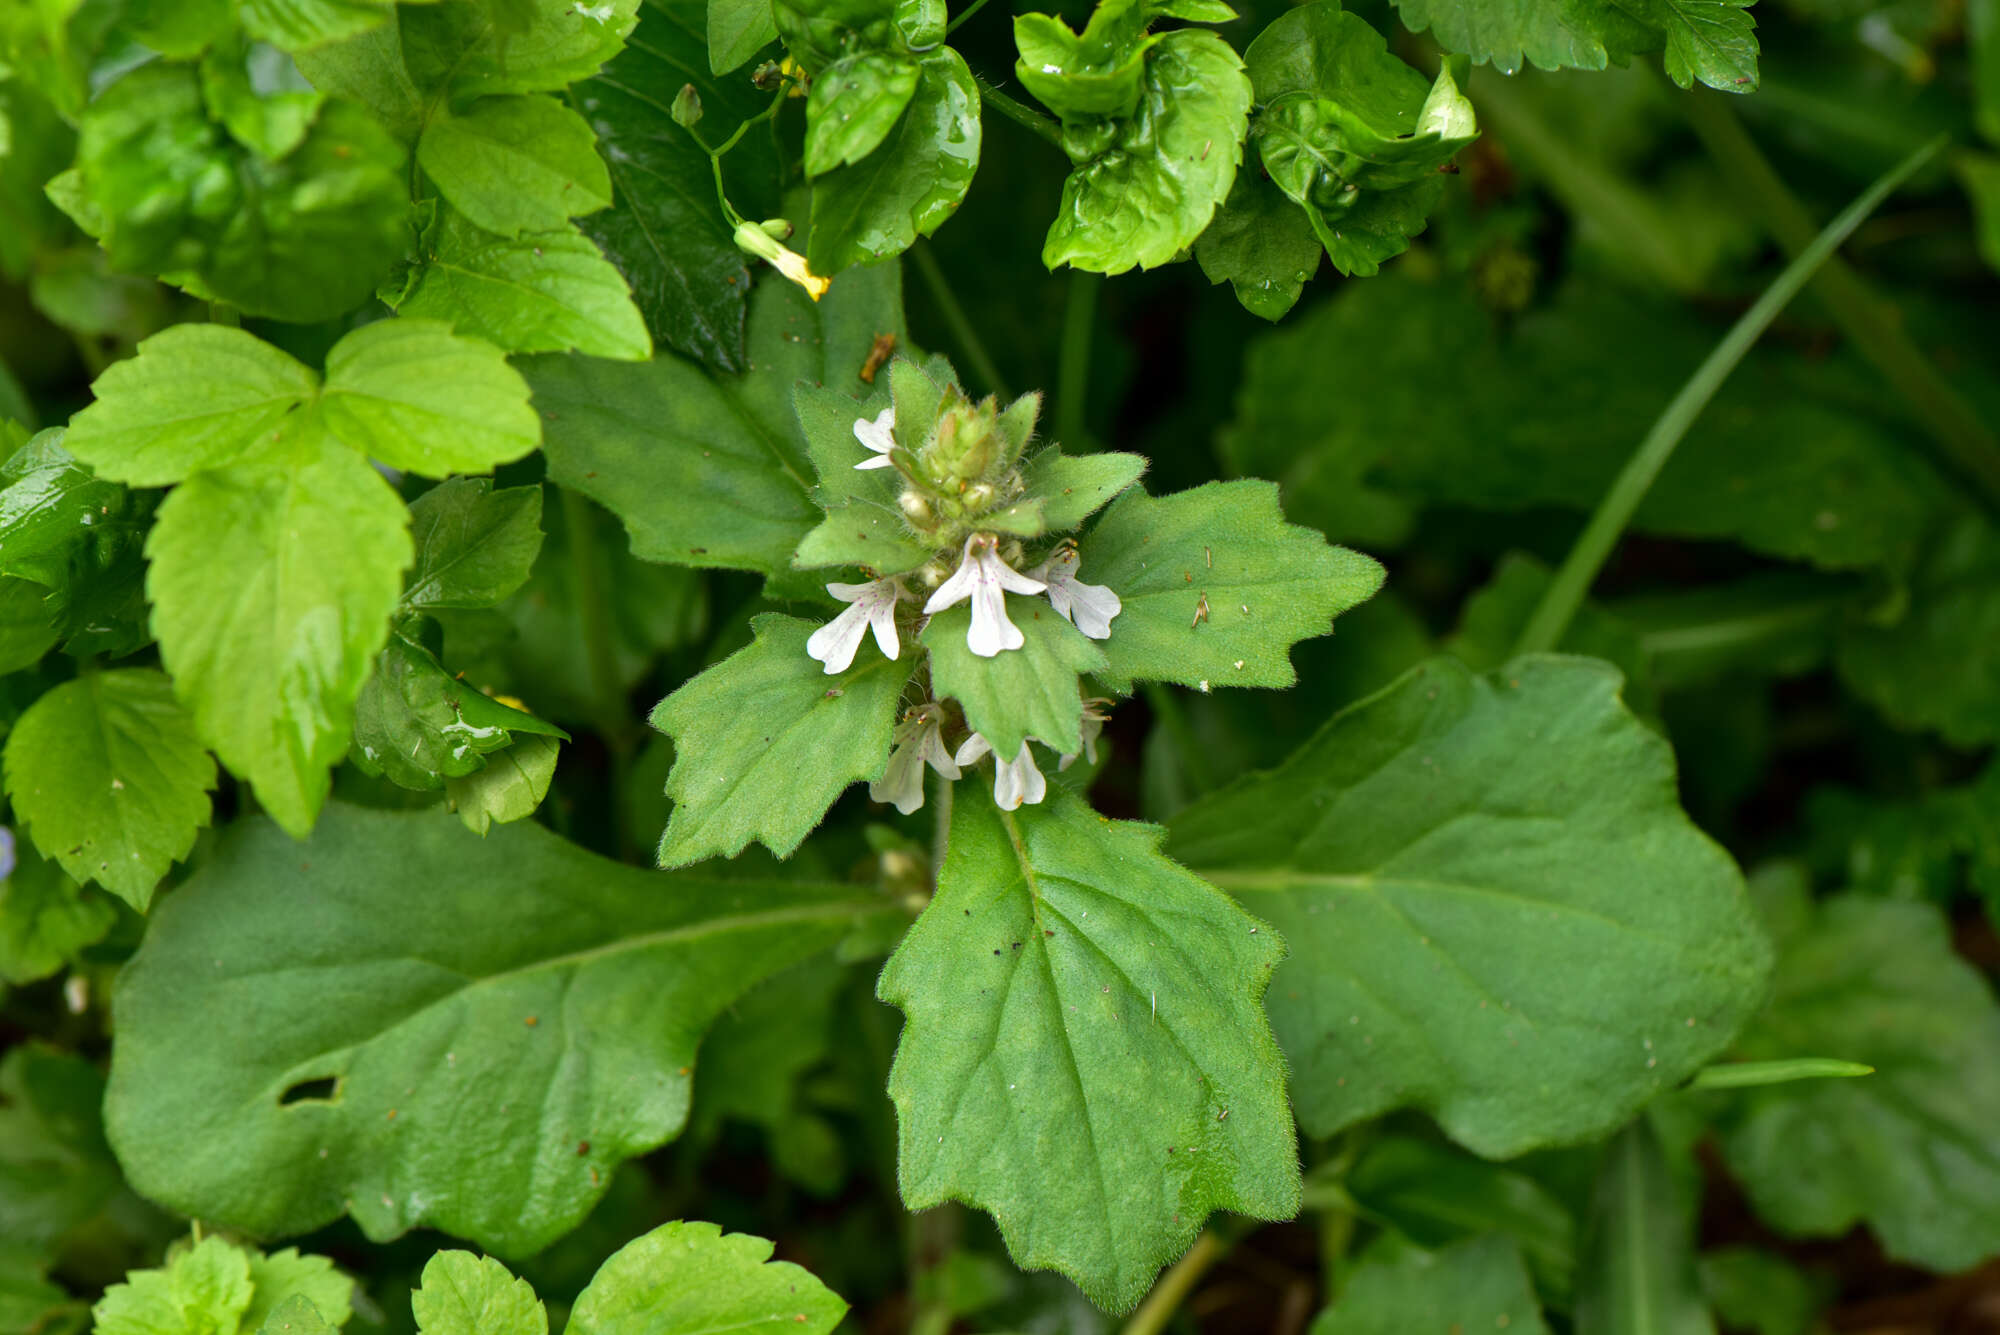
left=1513, top=135, right=1946, bottom=658
left=911, top=241, right=1012, bottom=399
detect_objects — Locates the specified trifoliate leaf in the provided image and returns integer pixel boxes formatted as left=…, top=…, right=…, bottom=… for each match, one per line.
left=93, top=1237, right=254, bottom=1335
left=417, top=95, right=613, bottom=236
left=0, top=1043, right=122, bottom=1253
left=923, top=604, right=1106, bottom=756
left=63, top=326, right=317, bottom=487
left=1075, top=480, right=1384, bottom=692
left=879, top=791, right=1299, bottom=1312
left=573, top=0, right=780, bottom=368
left=566, top=1221, right=847, bottom=1335
left=404, top=478, right=545, bottom=612
left=320, top=320, right=541, bottom=476
left=240, top=0, right=396, bottom=52
left=146, top=415, right=412, bottom=838
left=1574, top=1119, right=1715, bottom=1335
left=397, top=208, right=652, bottom=361
left=709, top=0, right=778, bottom=71
left=3, top=668, right=216, bottom=911
left=1195, top=168, right=1323, bottom=321
left=651, top=614, right=911, bottom=866
left=1168, top=655, right=1773, bottom=1155
left=0, top=845, right=116, bottom=986
left=804, top=50, right=921, bottom=177
left=402, top=0, right=640, bottom=98
left=526, top=260, right=905, bottom=575
left=1310, top=1235, right=1549, bottom=1335
left=1042, top=31, right=1248, bottom=275
left=1709, top=881, right=2000, bottom=1272
left=411, top=1253, right=545, bottom=1335
left=242, top=1252, right=353, bottom=1335
left=446, top=734, right=561, bottom=834
left=807, top=48, right=980, bottom=273
left=351, top=631, right=563, bottom=791
left=105, top=804, right=892, bottom=1255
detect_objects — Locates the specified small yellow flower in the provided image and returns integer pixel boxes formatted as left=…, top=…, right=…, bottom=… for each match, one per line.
left=732, top=221, right=831, bottom=301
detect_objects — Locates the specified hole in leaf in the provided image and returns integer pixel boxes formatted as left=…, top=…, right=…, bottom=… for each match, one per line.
left=279, top=1076, right=340, bottom=1106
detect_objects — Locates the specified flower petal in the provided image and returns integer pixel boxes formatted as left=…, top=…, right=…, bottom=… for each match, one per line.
left=805, top=603, right=870, bottom=675
left=954, top=732, right=993, bottom=767
left=923, top=537, right=982, bottom=614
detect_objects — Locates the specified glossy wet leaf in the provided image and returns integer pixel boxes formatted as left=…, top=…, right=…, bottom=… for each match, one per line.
left=651, top=614, right=911, bottom=866
left=804, top=50, right=920, bottom=177
left=446, top=734, right=561, bottom=834
left=412, top=1253, right=545, bottom=1335
left=404, top=479, right=544, bottom=613
left=104, top=803, right=890, bottom=1255
left=146, top=417, right=412, bottom=838
left=923, top=603, right=1106, bottom=756
left=1168, top=655, right=1773, bottom=1155
left=350, top=631, right=561, bottom=791
left=1386, top=0, right=1647, bottom=78
left=1195, top=169, right=1322, bottom=321
left=1628, top=0, right=1759, bottom=91
left=566, top=1220, right=847, bottom=1335
left=3, top=668, right=215, bottom=910
left=417, top=95, right=612, bottom=237
left=1574, top=1118, right=1715, bottom=1335
left=0, top=429, right=135, bottom=588
left=526, top=261, right=904, bottom=575
left=1075, top=480, right=1384, bottom=692
left=878, top=790, right=1299, bottom=1313
left=1310, top=1235, right=1549, bottom=1335
left=320, top=320, right=541, bottom=477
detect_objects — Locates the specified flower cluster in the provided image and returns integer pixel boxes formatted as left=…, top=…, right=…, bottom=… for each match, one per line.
left=803, top=385, right=1130, bottom=813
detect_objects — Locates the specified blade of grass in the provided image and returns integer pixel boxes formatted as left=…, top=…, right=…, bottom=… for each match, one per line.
left=1513, top=134, right=1947, bottom=658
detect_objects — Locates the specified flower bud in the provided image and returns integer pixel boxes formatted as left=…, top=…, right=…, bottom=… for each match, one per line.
left=671, top=83, right=703, bottom=127
left=899, top=489, right=935, bottom=529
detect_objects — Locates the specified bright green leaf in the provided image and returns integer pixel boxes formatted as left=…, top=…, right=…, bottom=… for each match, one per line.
left=1168, top=655, right=1773, bottom=1155
left=1195, top=168, right=1323, bottom=321
left=291, top=21, right=424, bottom=139
left=404, top=478, right=545, bottom=612
left=651, top=614, right=911, bottom=866
left=3, top=668, right=215, bottom=911
left=1629, top=0, right=1759, bottom=91
left=792, top=504, right=933, bottom=575
left=879, top=791, right=1300, bottom=1312
left=411, top=1253, right=545, bottom=1335
left=258, top=1295, right=334, bottom=1335
left=93, top=1237, right=254, bottom=1335
left=804, top=50, right=920, bottom=176
left=1686, top=1058, right=1873, bottom=1090
left=402, top=0, right=640, bottom=98
left=923, top=603, right=1106, bottom=756
left=1015, top=448, right=1146, bottom=531
left=104, top=803, right=891, bottom=1255
left=446, top=734, right=560, bottom=834
left=709, top=0, right=778, bottom=71
left=1574, top=1118, right=1715, bottom=1335
left=566, top=1220, right=846, bottom=1335
left=320, top=320, right=541, bottom=477
left=239, top=0, right=397, bottom=52
left=1310, top=1235, right=1549, bottom=1335
left=1076, top=480, right=1384, bottom=692
left=417, top=95, right=613, bottom=236
left=242, top=1252, right=353, bottom=1335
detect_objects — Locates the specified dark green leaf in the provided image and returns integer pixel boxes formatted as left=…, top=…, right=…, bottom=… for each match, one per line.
left=405, top=478, right=545, bottom=612
left=0, top=578, right=59, bottom=675
left=403, top=0, right=640, bottom=98
left=416, top=94, right=614, bottom=236
left=1195, top=168, right=1323, bottom=321
left=1697, top=1248, right=1828, bottom=1335
left=0, top=429, right=138, bottom=588
left=1310, top=1235, right=1549, bottom=1335
left=1574, top=1118, right=1715, bottom=1335
left=708, top=0, right=778, bottom=71
left=0, top=1043, right=121, bottom=1254
left=0, top=844, right=117, bottom=986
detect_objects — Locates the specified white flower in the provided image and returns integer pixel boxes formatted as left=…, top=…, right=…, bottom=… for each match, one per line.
left=955, top=733, right=1047, bottom=810
left=923, top=533, right=1047, bottom=657
left=853, top=408, right=897, bottom=470
left=1033, top=547, right=1120, bottom=640
left=1058, top=706, right=1106, bottom=772
left=805, top=578, right=901, bottom=674
left=870, top=706, right=962, bottom=814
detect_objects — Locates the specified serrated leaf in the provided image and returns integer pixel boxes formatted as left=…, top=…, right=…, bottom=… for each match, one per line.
left=1168, top=654, right=1773, bottom=1155
left=147, top=416, right=412, bottom=838
left=923, top=603, right=1105, bottom=756
left=3, top=668, right=215, bottom=911
left=93, top=1237, right=254, bottom=1335
left=526, top=260, right=904, bottom=575
left=1195, top=168, right=1322, bottom=321
left=879, top=790, right=1299, bottom=1312
left=446, top=734, right=561, bottom=834
left=1388, top=0, right=1647, bottom=77
left=1575, top=1118, right=1715, bottom=1335
left=0, top=844, right=117, bottom=986
left=405, top=478, right=545, bottom=611
left=567, top=1221, right=846, bottom=1334
left=412, top=1253, right=545, bottom=1335
left=1075, top=480, right=1383, bottom=692
left=242, top=1252, right=353, bottom=1335
left=63, top=326, right=317, bottom=487
left=651, top=614, right=911, bottom=866
left=321, top=320, right=541, bottom=476
left=1311, top=1235, right=1549, bottom=1335
left=399, top=208, right=652, bottom=360
left=1042, top=31, right=1248, bottom=275
left=104, top=804, right=891, bottom=1255
left=709, top=0, right=778, bottom=72
left=240, top=0, right=397, bottom=52
left=1016, top=448, right=1146, bottom=531
left=793, top=504, right=932, bottom=574
left=1623, top=0, right=1758, bottom=91
left=0, top=1043, right=122, bottom=1253
left=807, top=48, right=980, bottom=274
left=417, top=95, right=613, bottom=236
left=402, top=0, right=640, bottom=98
left=1709, top=881, right=2000, bottom=1271
left=574, top=0, right=780, bottom=368
left=805, top=50, right=921, bottom=176
left=291, top=22, right=424, bottom=139
left=258, top=1295, right=334, bottom=1335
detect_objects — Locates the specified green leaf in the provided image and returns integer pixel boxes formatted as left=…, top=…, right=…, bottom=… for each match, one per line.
left=1626, top=0, right=1758, bottom=91
left=321, top=320, right=541, bottom=477
left=566, top=1220, right=847, bottom=1334
left=1015, top=447, right=1147, bottom=531
left=574, top=0, right=781, bottom=368
left=1697, top=1248, right=1828, bottom=1335
left=147, top=416, right=412, bottom=838
left=804, top=51, right=921, bottom=176
left=0, top=1252, right=86, bottom=1335
left=651, top=614, right=911, bottom=866
left=0, top=429, right=134, bottom=586
left=104, top=803, right=891, bottom=1255
left=241, top=1252, right=353, bottom=1335
left=240, top=0, right=397, bottom=52
left=446, top=734, right=561, bottom=834
left=1011, top=0, right=1156, bottom=124
left=258, top=1295, right=334, bottom=1335
left=1310, top=1235, right=1549, bottom=1335
left=397, top=207, right=652, bottom=361
left=200, top=41, right=325, bottom=159
left=792, top=505, right=933, bottom=575
left=412, top=1253, right=545, bottom=1335
left=0, top=578, right=59, bottom=675
left=1387, top=0, right=1649, bottom=78
left=1449, top=551, right=1657, bottom=715
left=1195, top=168, right=1322, bottom=321
left=807, top=49, right=979, bottom=273
left=526, top=261, right=904, bottom=575
left=879, top=790, right=1300, bottom=1312
left=1686, top=1058, right=1872, bottom=1090
left=1836, top=515, right=2000, bottom=747
left=405, top=478, right=545, bottom=612
left=1168, top=655, right=1773, bottom=1155
left=0, top=1043, right=122, bottom=1253
left=291, top=22, right=425, bottom=139
left=417, top=95, right=613, bottom=236
left=1346, top=1136, right=1577, bottom=1304
left=1574, top=1118, right=1715, bottom=1335
left=709, top=0, right=778, bottom=72
left=3, top=669, right=216, bottom=911
left=1042, top=31, right=1248, bottom=275
left=923, top=604, right=1106, bottom=756
left=0, top=845, right=117, bottom=986
left=63, top=326, right=316, bottom=487
left=402, top=0, right=640, bottom=98
left=1709, top=882, right=2000, bottom=1271
left=351, top=631, right=556, bottom=791
left=93, top=1237, right=254, bottom=1335
left=1075, top=480, right=1384, bottom=692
